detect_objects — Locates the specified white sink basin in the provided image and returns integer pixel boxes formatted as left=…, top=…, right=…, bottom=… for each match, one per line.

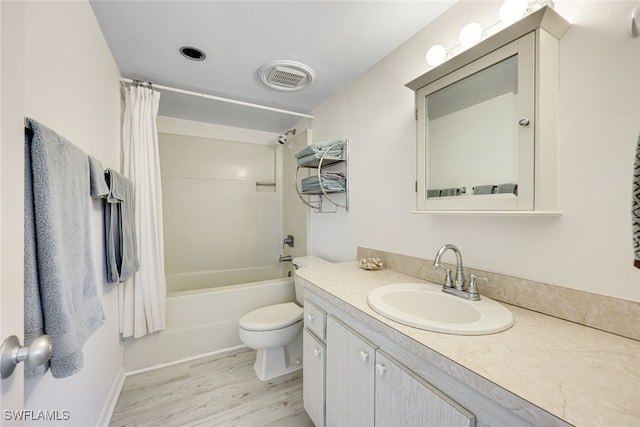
left=367, top=282, right=514, bottom=335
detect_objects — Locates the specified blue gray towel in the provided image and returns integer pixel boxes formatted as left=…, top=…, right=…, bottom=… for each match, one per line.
left=633, top=132, right=640, bottom=269
left=473, top=185, right=496, bottom=195
left=295, top=140, right=344, bottom=165
left=301, top=171, right=346, bottom=192
left=24, top=118, right=105, bottom=379
left=105, top=169, right=139, bottom=283
left=497, top=183, right=518, bottom=195
left=88, top=155, right=109, bottom=198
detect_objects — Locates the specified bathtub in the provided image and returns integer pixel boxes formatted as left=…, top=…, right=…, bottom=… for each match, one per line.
left=166, top=264, right=289, bottom=294
left=123, top=273, right=295, bottom=372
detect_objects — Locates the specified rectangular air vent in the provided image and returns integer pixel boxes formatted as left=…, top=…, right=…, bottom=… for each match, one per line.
left=267, top=66, right=307, bottom=89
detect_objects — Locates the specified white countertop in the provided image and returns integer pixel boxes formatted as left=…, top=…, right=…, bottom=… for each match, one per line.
left=298, top=261, right=640, bottom=427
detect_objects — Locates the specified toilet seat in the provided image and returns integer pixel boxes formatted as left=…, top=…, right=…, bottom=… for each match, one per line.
left=239, top=302, right=302, bottom=332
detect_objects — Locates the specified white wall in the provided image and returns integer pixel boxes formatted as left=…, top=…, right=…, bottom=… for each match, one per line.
left=22, top=1, right=123, bottom=425
left=307, top=1, right=640, bottom=302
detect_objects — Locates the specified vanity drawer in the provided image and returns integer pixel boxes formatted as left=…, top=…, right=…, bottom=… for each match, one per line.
left=304, top=300, right=326, bottom=340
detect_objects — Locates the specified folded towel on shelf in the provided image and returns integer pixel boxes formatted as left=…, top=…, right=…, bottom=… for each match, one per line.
left=473, top=185, right=496, bottom=195
left=496, top=183, right=518, bottom=195
left=633, top=132, right=640, bottom=269
left=440, top=188, right=464, bottom=197
left=88, top=155, right=109, bottom=198
left=105, top=168, right=139, bottom=283
left=24, top=118, right=105, bottom=379
left=295, top=139, right=344, bottom=165
left=301, top=171, right=346, bottom=192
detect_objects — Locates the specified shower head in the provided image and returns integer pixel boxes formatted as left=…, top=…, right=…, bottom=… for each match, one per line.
left=277, top=129, right=296, bottom=145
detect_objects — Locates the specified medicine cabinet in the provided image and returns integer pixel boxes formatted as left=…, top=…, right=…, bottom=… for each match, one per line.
left=406, top=6, right=569, bottom=214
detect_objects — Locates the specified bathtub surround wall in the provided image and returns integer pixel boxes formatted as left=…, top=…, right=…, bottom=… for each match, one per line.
left=158, top=120, right=283, bottom=293
left=359, top=247, right=640, bottom=341
left=305, top=1, right=640, bottom=303
left=21, top=0, right=123, bottom=425
left=283, top=128, right=313, bottom=260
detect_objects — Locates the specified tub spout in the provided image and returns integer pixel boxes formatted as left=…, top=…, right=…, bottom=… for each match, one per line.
left=279, top=255, right=292, bottom=263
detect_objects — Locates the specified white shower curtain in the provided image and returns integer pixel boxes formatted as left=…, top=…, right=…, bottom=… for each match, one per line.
left=121, top=84, right=166, bottom=338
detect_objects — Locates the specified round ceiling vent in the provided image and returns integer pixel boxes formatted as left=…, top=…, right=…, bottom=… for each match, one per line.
left=179, top=46, right=206, bottom=61
left=258, top=60, right=315, bottom=91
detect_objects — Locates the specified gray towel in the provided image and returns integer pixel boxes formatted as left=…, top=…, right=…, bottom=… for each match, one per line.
left=105, top=168, right=139, bottom=283
left=440, top=188, right=464, bottom=197
left=88, top=155, right=109, bottom=198
left=633, top=132, right=640, bottom=269
left=24, top=118, right=105, bottom=379
left=294, top=139, right=344, bottom=159
left=497, top=183, right=518, bottom=195
left=473, top=185, right=496, bottom=195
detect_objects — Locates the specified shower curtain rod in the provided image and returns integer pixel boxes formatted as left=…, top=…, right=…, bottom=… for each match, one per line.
left=119, top=77, right=314, bottom=119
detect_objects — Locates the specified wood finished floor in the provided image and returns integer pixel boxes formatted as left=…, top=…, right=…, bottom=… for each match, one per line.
left=110, top=347, right=314, bottom=427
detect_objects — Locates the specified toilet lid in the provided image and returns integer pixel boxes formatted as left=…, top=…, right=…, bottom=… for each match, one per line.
left=239, top=302, right=303, bottom=331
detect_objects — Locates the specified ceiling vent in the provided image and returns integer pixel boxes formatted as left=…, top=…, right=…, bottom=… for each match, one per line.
left=258, top=60, right=315, bottom=91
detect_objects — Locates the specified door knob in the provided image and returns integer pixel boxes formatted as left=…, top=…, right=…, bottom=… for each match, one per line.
left=0, top=335, right=52, bottom=379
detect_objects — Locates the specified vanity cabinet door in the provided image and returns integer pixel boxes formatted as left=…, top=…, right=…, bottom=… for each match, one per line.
left=326, top=316, right=375, bottom=427
left=303, top=329, right=325, bottom=427
left=374, top=352, right=475, bottom=427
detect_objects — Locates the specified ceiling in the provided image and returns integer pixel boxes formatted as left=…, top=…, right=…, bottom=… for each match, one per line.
left=90, top=1, right=456, bottom=133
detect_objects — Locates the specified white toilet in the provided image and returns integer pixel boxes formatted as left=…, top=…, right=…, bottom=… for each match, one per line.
left=239, top=256, right=329, bottom=381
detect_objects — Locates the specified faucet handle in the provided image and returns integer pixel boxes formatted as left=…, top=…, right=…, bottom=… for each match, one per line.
left=436, top=266, right=453, bottom=288
left=467, top=273, right=488, bottom=300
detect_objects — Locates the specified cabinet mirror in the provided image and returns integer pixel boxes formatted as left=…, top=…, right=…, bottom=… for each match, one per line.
left=407, top=6, right=569, bottom=213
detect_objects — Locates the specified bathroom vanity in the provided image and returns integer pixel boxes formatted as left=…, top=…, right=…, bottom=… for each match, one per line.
left=299, top=262, right=640, bottom=427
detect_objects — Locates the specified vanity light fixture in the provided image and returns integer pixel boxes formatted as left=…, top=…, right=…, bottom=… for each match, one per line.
left=499, top=0, right=528, bottom=24
left=458, top=22, right=484, bottom=48
left=425, top=0, right=555, bottom=67
left=426, top=45, right=448, bottom=67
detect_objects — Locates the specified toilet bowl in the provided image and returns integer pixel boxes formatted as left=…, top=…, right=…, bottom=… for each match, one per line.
left=238, top=256, right=330, bottom=381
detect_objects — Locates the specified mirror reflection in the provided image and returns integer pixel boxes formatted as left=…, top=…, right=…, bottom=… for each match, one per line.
left=425, top=55, right=519, bottom=199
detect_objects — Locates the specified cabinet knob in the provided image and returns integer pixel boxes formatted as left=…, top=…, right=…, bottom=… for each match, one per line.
left=518, top=118, right=531, bottom=126
left=307, top=314, right=315, bottom=322
left=375, top=363, right=386, bottom=376
left=358, top=350, right=369, bottom=362
left=313, top=348, right=321, bottom=357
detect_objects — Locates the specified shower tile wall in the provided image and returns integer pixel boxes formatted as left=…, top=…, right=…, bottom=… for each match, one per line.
left=159, top=133, right=282, bottom=292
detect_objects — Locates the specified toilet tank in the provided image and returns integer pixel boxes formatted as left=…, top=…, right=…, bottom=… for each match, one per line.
left=292, top=256, right=331, bottom=305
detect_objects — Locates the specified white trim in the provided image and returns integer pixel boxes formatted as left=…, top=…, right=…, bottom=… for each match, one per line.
left=125, top=344, right=247, bottom=376
left=98, top=366, right=126, bottom=427
left=411, top=210, right=561, bottom=216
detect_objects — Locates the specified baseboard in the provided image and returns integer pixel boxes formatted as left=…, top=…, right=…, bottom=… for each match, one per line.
left=125, top=344, right=247, bottom=376
left=98, top=366, right=126, bottom=427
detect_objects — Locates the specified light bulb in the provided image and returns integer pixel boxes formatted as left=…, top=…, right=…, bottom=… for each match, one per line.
left=426, top=45, right=448, bottom=67
left=458, top=22, right=484, bottom=48
left=499, top=0, right=528, bottom=24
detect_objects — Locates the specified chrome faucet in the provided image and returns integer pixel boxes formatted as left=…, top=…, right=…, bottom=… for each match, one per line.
left=433, top=244, right=485, bottom=301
